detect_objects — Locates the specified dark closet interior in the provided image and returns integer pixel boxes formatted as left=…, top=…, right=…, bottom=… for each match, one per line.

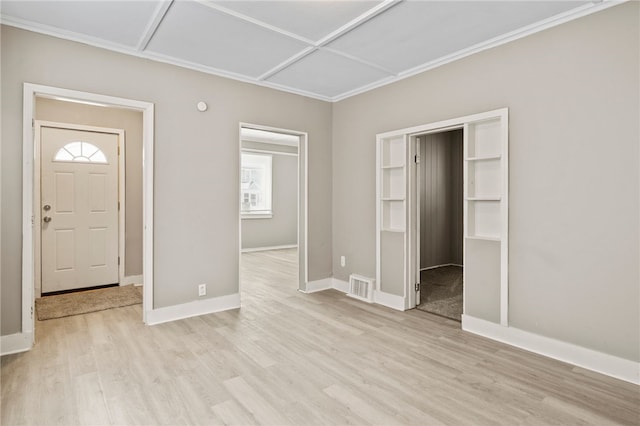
left=417, top=129, right=464, bottom=321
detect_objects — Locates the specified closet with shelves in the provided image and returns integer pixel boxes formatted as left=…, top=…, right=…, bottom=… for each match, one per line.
left=376, top=108, right=508, bottom=325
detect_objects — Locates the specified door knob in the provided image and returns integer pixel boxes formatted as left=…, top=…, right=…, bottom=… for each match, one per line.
left=43, top=216, right=52, bottom=223
left=43, top=204, right=51, bottom=211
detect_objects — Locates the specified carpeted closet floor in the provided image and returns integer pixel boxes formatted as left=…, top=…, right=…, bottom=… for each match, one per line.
left=417, top=265, right=463, bottom=321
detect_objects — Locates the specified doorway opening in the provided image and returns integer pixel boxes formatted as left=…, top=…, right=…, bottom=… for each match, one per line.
left=19, top=84, right=154, bottom=352
left=376, top=108, right=508, bottom=328
left=413, top=129, right=463, bottom=321
left=238, top=124, right=308, bottom=299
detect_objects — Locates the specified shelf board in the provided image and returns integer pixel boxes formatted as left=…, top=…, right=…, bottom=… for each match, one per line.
left=381, top=197, right=405, bottom=201
left=465, top=155, right=501, bottom=161
left=381, top=228, right=405, bottom=233
left=466, top=235, right=500, bottom=242
left=381, top=164, right=405, bottom=169
left=466, top=197, right=501, bottom=201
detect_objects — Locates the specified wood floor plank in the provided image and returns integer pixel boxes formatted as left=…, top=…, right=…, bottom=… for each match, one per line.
left=2, top=248, right=638, bottom=426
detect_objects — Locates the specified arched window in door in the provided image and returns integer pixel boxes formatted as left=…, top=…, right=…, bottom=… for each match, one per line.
left=53, top=141, right=107, bottom=163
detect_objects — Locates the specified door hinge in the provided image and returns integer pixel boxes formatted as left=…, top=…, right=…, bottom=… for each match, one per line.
left=117, top=146, right=120, bottom=155
left=414, top=155, right=420, bottom=164
left=31, top=306, right=33, bottom=319
left=118, top=256, right=120, bottom=265
left=118, top=201, right=120, bottom=211
left=415, top=282, right=420, bottom=292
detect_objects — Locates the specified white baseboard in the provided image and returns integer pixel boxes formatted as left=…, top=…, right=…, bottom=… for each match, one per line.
left=1, top=332, right=33, bottom=356
left=121, top=275, right=143, bottom=286
left=301, top=278, right=334, bottom=293
left=462, top=315, right=640, bottom=385
left=241, top=244, right=297, bottom=253
left=146, top=293, right=240, bottom=326
left=332, top=278, right=350, bottom=293
left=330, top=278, right=404, bottom=311
left=373, top=290, right=406, bottom=311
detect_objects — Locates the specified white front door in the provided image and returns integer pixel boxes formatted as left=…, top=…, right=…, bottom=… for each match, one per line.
left=40, top=126, right=119, bottom=293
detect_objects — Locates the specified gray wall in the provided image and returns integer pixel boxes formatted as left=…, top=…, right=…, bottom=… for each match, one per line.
left=332, top=3, right=639, bottom=361
left=35, top=97, right=143, bottom=277
left=1, top=25, right=333, bottom=335
left=419, top=130, right=463, bottom=269
left=241, top=143, right=298, bottom=250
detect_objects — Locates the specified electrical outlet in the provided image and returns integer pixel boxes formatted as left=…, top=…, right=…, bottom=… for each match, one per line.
left=198, top=283, right=206, bottom=297
left=340, top=256, right=346, bottom=267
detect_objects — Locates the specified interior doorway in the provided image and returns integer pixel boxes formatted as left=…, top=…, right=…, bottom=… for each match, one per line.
left=413, top=129, right=464, bottom=321
left=19, top=84, right=155, bottom=352
left=238, top=124, right=308, bottom=294
left=376, top=108, right=508, bottom=328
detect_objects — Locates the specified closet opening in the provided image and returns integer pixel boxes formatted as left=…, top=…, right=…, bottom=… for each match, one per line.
left=413, top=129, right=464, bottom=322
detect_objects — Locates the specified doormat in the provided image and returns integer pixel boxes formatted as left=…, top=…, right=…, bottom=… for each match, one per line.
left=35, top=284, right=142, bottom=320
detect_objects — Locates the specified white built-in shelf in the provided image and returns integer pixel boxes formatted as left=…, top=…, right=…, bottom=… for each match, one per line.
left=466, top=235, right=501, bottom=242
left=381, top=164, right=405, bottom=169
left=466, top=155, right=501, bottom=162
left=466, top=196, right=501, bottom=201
left=382, top=227, right=405, bottom=233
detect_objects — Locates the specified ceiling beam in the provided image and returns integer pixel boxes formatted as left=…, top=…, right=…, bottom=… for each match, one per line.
left=136, top=0, right=174, bottom=51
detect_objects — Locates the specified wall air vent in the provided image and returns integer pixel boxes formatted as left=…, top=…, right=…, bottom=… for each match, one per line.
left=348, top=274, right=375, bottom=303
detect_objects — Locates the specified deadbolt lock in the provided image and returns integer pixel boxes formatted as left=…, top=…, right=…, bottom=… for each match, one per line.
left=43, top=204, right=51, bottom=211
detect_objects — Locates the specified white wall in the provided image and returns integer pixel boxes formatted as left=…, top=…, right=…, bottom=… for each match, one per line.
left=0, top=25, right=333, bottom=334
left=332, top=3, right=639, bottom=362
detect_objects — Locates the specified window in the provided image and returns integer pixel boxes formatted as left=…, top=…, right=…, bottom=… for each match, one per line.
left=241, top=152, right=272, bottom=218
left=54, top=141, right=107, bottom=163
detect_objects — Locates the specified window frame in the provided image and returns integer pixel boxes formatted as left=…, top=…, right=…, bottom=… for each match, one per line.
left=240, top=151, right=273, bottom=219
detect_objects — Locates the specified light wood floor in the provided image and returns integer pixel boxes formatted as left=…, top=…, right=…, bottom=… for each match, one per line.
left=2, top=248, right=638, bottom=425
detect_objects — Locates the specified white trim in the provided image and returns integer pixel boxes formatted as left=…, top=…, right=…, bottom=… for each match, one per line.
left=33, top=121, right=126, bottom=296
left=241, top=148, right=298, bottom=157
left=462, top=315, right=640, bottom=385
left=373, top=290, right=406, bottom=311
left=300, top=278, right=334, bottom=294
left=238, top=123, right=308, bottom=293
left=332, top=278, right=350, bottom=293
left=324, top=277, right=407, bottom=311
left=22, top=83, right=155, bottom=343
left=377, top=108, right=509, bottom=324
left=331, top=1, right=625, bottom=102
left=241, top=213, right=273, bottom=220
left=0, top=332, right=34, bottom=356
left=1, top=2, right=620, bottom=102
left=146, top=293, right=240, bottom=326
left=122, top=275, right=144, bottom=286
left=136, top=0, right=173, bottom=51
left=241, top=244, right=297, bottom=253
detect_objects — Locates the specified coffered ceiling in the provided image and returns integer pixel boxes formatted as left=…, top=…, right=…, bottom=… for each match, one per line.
left=0, top=1, right=616, bottom=101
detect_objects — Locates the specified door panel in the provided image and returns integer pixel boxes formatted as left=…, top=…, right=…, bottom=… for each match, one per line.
left=41, top=127, right=119, bottom=293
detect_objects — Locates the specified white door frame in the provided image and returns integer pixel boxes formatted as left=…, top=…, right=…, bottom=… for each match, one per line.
left=22, top=83, right=155, bottom=347
left=376, top=108, right=508, bottom=322
left=238, top=123, right=309, bottom=292
left=34, top=121, right=126, bottom=297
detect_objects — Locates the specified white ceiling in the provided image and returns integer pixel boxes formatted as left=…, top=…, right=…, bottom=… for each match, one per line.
left=0, top=0, right=614, bottom=102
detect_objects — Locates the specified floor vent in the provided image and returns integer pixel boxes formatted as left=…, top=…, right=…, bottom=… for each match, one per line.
left=348, top=274, right=375, bottom=303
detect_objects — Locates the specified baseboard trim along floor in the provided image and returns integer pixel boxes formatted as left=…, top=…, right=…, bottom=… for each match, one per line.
left=306, top=277, right=640, bottom=385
